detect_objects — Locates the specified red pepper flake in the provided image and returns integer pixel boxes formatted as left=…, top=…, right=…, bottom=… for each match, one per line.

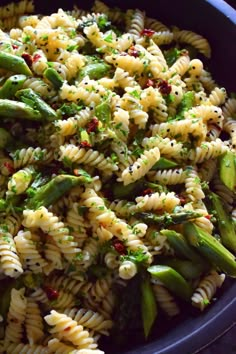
left=142, top=188, right=153, bottom=196
left=64, top=326, right=71, bottom=331
left=140, top=28, right=155, bottom=37
left=157, top=79, right=172, bottom=95
left=12, top=44, right=18, bottom=49
left=43, top=286, right=59, bottom=301
left=128, top=46, right=140, bottom=57
left=113, top=239, right=126, bottom=255
left=33, top=53, right=41, bottom=62
left=205, top=214, right=212, bottom=220
left=145, top=79, right=155, bottom=88
left=21, top=53, right=33, bottom=67
left=79, top=141, right=92, bottom=148
left=3, top=162, right=14, bottom=174
left=86, top=117, right=99, bottom=133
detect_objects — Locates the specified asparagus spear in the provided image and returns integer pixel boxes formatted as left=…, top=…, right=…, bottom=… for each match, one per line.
left=141, top=275, right=158, bottom=338
left=112, top=180, right=167, bottom=200
left=161, top=229, right=210, bottom=271
left=183, top=222, right=236, bottom=277
left=148, top=265, right=193, bottom=301
left=0, top=75, right=26, bottom=99
left=0, top=52, right=32, bottom=76
left=177, top=91, right=195, bottom=118
left=135, top=211, right=203, bottom=227
left=78, top=62, right=111, bottom=80
left=151, top=157, right=178, bottom=170
left=158, top=257, right=205, bottom=280
left=219, top=151, right=236, bottom=192
left=95, top=100, right=111, bottom=125
left=209, top=192, right=236, bottom=253
left=44, top=67, right=64, bottom=89
left=0, top=99, right=42, bottom=120
left=16, top=88, right=58, bottom=121
left=25, top=174, right=92, bottom=209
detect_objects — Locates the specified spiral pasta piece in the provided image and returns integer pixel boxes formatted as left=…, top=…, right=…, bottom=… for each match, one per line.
left=0, top=231, right=23, bottom=277
left=191, top=271, right=225, bottom=311
left=44, top=310, right=97, bottom=349
left=64, top=308, right=113, bottom=336
left=4, top=288, right=27, bottom=346
left=189, top=139, right=228, bottom=163
left=15, top=230, right=48, bottom=273
left=25, top=298, right=44, bottom=345
left=22, top=206, right=81, bottom=261
left=119, top=260, right=138, bottom=280
left=59, top=144, right=118, bottom=172
left=152, top=283, right=180, bottom=317
left=174, top=29, right=211, bottom=58
left=184, top=167, right=205, bottom=201
left=47, top=338, right=104, bottom=354
left=5, top=343, right=49, bottom=354
left=136, top=191, right=180, bottom=212
left=10, top=147, right=53, bottom=169
left=120, top=147, right=160, bottom=185
left=148, top=168, right=186, bottom=185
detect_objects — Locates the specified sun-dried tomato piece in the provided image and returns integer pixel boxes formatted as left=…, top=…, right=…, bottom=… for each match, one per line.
left=140, top=28, right=155, bottom=37
left=87, top=117, right=99, bottom=133
left=113, top=239, right=126, bottom=255
left=157, top=79, right=172, bottom=95
left=21, top=53, right=33, bottom=67
left=43, top=286, right=59, bottom=301
left=33, top=53, right=42, bottom=62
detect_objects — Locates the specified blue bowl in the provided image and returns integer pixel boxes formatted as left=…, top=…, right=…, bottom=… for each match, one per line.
left=14, top=0, right=236, bottom=352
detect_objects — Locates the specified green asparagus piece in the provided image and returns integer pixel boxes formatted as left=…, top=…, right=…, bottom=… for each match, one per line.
left=151, top=157, right=178, bottom=170
left=112, top=180, right=145, bottom=200
left=141, top=275, right=158, bottom=338
left=158, top=257, right=205, bottom=280
left=164, top=48, right=181, bottom=66
left=0, top=99, right=42, bottom=120
left=177, top=91, right=195, bottom=118
left=135, top=211, right=203, bottom=227
left=25, top=174, right=92, bottom=209
left=95, top=100, right=111, bottom=124
left=0, top=52, right=32, bottom=76
left=78, top=62, right=111, bottom=80
left=0, top=199, right=7, bottom=212
left=219, top=151, right=236, bottom=192
left=44, top=67, right=64, bottom=89
left=148, top=265, right=193, bottom=301
left=112, top=180, right=167, bottom=200
left=183, top=222, right=236, bottom=277
left=16, top=88, right=58, bottom=121
left=160, top=229, right=209, bottom=269
left=0, top=128, right=14, bottom=149
left=209, top=192, right=236, bottom=252
left=0, top=75, right=26, bottom=99
left=0, top=278, right=22, bottom=320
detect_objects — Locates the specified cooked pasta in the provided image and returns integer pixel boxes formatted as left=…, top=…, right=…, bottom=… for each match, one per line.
left=152, top=283, right=180, bottom=317
left=44, top=310, right=97, bottom=349
left=4, top=288, right=27, bottom=346
left=0, top=2, right=235, bottom=352
left=191, top=271, right=225, bottom=311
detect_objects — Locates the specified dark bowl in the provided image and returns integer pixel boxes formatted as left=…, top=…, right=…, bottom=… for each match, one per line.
left=7, top=0, right=236, bottom=353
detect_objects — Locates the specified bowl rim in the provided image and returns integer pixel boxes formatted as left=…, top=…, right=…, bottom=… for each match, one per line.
left=206, top=0, right=236, bottom=24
